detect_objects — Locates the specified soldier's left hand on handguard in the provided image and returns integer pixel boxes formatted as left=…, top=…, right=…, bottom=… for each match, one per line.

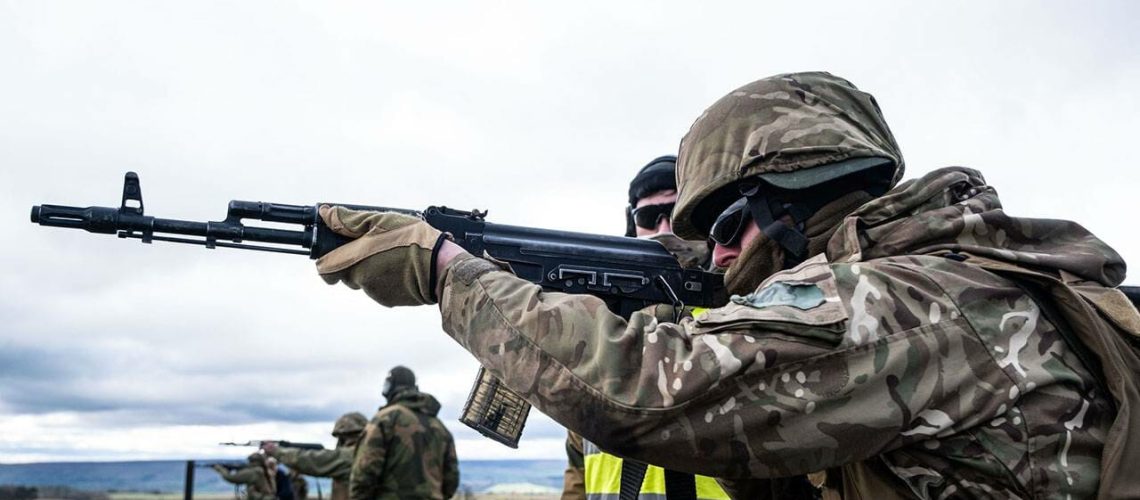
left=315, top=205, right=449, bottom=306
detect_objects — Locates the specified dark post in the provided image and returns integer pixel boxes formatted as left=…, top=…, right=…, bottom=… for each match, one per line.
left=184, top=460, right=195, bottom=500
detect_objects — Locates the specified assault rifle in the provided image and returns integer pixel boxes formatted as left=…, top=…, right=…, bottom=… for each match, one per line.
left=31, top=172, right=727, bottom=448
left=220, top=440, right=325, bottom=450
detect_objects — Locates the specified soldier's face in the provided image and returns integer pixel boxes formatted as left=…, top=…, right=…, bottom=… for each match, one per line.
left=711, top=219, right=761, bottom=269
left=633, top=190, right=678, bottom=237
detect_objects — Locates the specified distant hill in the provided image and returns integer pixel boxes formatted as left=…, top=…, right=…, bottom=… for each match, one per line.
left=0, top=459, right=565, bottom=495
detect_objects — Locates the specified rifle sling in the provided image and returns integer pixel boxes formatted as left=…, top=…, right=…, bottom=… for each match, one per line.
left=619, top=459, right=698, bottom=500
left=619, top=460, right=647, bottom=500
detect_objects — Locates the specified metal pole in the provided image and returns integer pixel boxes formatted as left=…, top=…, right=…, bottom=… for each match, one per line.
left=184, top=460, right=195, bottom=500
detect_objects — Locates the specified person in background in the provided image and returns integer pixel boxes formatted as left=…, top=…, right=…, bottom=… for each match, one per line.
left=562, top=155, right=729, bottom=500
left=213, top=452, right=276, bottom=500
left=263, top=412, right=369, bottom=500
left=351, top=366, right=459, bottom=499
left=267, top=456, right=295, bottom=500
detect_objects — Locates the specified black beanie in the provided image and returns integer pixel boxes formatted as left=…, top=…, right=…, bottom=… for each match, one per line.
left=383, top=365, right=416, bottom=398
left=627, top=155, right=677, bottom=207
left=625, top=155, right=677, bottom=236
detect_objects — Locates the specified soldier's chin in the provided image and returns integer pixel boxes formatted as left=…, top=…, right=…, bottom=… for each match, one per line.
left=724, top=264, right=762, bottom=296
left=723, top=235, right=783, bottom=296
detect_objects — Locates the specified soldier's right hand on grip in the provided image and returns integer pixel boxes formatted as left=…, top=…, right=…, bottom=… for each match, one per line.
left=315, top=205, right=447, bottom=306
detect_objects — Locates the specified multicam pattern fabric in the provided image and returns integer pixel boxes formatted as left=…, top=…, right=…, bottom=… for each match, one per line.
left=333, top=411, right=368, bottom=435
left=438, top=167, right=1123, bottom=499
left=214, top=464, right=276, bottom=500
left=272, top=446, right=355, bottom=500
left=350, top=389, right=459, bottom=500
left=647, top=232, right=709, bottom=270
left=672, top=71, right=905, bottom=240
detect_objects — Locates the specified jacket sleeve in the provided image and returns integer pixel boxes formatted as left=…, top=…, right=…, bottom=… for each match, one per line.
left=273, top=447, right=353, bottom=480
left=349, top=416, right=388, bottom=500
left=438, top=254, right=1016, bottom=478
left=216, top=465, right=261, bottom=485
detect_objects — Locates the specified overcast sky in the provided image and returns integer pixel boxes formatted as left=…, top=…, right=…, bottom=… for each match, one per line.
left=1, top=1, right=1138, bottom=464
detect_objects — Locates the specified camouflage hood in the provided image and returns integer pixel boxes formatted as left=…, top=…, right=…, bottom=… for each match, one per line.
left=828, top=166, right=1126, bottom=286
left=385, top=388, right=442, bottom=417
left=674, top=71, right=905, bottom=239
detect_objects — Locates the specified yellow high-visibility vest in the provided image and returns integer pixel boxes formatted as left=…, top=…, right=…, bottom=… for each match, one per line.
left=582, top=439, right=730, bottom=500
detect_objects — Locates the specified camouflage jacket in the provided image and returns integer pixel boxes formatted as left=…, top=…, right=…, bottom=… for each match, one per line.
left=272, top=445, right=355, bottom=500
left=439, top=167, right=1130, bottom=499
left=215, top=464, right=276, bottom=500
left=350, top=389, right=460, bottom=500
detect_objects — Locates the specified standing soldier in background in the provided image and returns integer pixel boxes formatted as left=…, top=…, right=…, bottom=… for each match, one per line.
left=561, top=155, right=730, bottom=500
left=351, top=366, right=459, bottom=499
left=212, top=453, right=276, bottom=500
left=263, top=412, right=369, bottom=500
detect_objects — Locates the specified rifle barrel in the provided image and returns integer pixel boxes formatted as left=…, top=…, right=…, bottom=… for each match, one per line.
left=33, top=203, right=314, bottom=252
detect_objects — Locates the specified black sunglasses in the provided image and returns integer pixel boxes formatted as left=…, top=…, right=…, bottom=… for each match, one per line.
left=709, top=197, right=751, bottom=246
left=630, top=202, right=675, bottom=230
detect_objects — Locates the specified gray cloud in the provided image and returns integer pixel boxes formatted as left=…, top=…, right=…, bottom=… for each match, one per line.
left=0, top=342, right=337, bottom=424
left=0, top=345, right=89, bottom=381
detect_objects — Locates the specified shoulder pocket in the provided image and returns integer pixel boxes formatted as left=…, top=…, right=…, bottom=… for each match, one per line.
left=693, top=261, right=849, bottom=346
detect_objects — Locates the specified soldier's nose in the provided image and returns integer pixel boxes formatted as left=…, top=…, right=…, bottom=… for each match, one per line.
left=712, top=243, right=739, bottom=269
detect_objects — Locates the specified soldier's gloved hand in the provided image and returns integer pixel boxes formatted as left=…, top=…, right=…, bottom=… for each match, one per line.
left=316, top=205, right=448, bottom=306
left=211, top=464, right=226, bottom=473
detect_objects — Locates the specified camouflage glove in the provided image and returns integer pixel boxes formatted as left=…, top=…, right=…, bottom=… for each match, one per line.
left=316, top=205, right=447, bottom=306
